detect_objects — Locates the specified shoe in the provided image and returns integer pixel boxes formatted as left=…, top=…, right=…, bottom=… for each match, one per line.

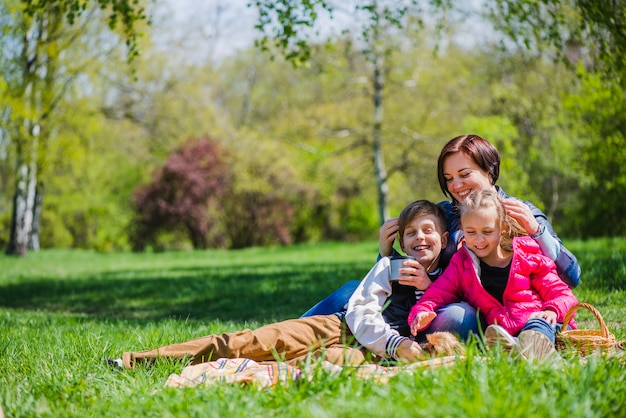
left=484, top=325, right=523, bottom=357
left=518, top=330, right=558, bottom=362
left=107, top=358, right=124, bottom=369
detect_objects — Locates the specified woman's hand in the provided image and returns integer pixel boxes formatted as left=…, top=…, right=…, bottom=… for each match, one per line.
left=502, top=198, right=540, bottom=236
left=397, top=259, right=431, bottom=290
left=410, top=311, right=437, bottom=336
left=528, top=310, right=558, bottom=326
left=379, top=218, right=399, bottom=256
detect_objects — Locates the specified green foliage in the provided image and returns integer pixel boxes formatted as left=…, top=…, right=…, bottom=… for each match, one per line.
left=252, top=0, right=332, bottom=65
left=487, top=0, right=626, bottom=87
left=461, top=115, right=538, bottom=204
left=23, top=0, right=149, bottom=61
left=0, top=240, right=625, bottom=417
left=563, top=70, right=626, bottom=237
left=2, top=0, right=625, bottom=250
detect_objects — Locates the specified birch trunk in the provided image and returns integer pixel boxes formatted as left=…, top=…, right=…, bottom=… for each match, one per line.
left=370, top=5, right=390, bottom=226
left=28, top=182, right=44, bottom=251
left=372, top=51, right=390, bottom=225
left=6, top=160, right=37, bottom=256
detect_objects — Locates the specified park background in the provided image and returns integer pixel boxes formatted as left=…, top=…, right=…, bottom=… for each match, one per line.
left=1, top=2, right=626, bottom=417
left=2, top=0, right=625, bottom=256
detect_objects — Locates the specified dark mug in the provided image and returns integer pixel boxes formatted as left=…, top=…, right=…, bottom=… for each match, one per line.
left=389, top=255, right=416, bottom=282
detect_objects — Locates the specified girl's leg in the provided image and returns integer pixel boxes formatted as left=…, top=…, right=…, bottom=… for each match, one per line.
left=518, top=317, right=559, bottom=361
left=520, top=317, right=557, bottom=343
left=426, top=302, right=479, bottom=341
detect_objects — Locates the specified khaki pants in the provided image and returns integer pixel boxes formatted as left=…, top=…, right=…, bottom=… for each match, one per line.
left=123, top=314, right=367, bottom=369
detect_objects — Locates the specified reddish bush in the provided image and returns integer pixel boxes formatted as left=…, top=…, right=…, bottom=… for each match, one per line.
left=131, top=137, right=233, bottom=250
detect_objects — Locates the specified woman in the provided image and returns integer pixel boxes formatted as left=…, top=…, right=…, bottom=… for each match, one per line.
left=302, top=134, right=581, bottom=326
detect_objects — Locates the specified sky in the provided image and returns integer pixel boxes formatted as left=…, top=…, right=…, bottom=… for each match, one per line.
left=151, top=0, right=493, bottom=63
left=152, top=0, right=259, bottom=62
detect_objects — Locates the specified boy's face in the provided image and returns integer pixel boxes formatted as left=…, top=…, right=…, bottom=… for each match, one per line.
left=399, top=214, right=448, bottom=272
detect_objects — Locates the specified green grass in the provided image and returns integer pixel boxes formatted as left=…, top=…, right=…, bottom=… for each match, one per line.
left=0, top=239, right=625, bottom=417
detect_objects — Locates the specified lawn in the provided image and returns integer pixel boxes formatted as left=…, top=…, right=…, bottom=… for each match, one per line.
left=0, top=239, right=625, bottom=417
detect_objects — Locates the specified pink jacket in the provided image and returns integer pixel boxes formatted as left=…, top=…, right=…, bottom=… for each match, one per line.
left=408, top=236, right=578, bottom=336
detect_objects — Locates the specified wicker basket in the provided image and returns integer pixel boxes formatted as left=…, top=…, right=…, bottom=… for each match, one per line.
left=556, top=302, right=616, bottom=356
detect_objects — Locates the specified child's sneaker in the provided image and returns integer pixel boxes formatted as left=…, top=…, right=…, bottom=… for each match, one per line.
left=518, top=330, right=558, bottom=362
left=484, top=324, right=523, bottom=357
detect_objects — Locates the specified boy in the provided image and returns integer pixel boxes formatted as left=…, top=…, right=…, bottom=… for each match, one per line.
left=112, top=200, right=456, bottom=369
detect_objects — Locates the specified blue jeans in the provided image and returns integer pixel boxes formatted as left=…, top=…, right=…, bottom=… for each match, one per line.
left=426, top=302, right=479, bottom=341
left=520, top=317, right=560, bottom=344
left=300, top=280, right=360, bottom=318
left=301, top=281, right=479, bottom=341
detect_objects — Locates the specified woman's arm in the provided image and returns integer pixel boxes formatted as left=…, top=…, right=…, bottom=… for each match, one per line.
left=501, top=193, right=581, bottom=289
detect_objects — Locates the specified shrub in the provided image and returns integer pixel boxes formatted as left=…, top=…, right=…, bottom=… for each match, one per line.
left=131, top=137, right=233, bottom=250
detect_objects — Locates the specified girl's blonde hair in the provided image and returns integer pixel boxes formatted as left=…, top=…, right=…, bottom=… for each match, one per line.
left=459, top=189, right=527, bottom=251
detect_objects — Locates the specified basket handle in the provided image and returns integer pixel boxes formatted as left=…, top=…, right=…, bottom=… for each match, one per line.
left=562, top=302, right=611, bottom=338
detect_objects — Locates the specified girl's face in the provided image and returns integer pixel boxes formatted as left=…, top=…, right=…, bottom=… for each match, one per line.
left=461, top=205, right=505, bottom=266
left=400, top=214, right=448, bottom=272
left=443, top=152, right=494, bottom=202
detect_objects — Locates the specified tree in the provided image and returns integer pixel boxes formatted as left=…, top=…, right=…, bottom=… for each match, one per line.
left=23, top=0, right=148, bottom=61
left=487, top=0, right=626, bottom=87
left=2, top=2, right=66, bottom=256
left=483, top=1, right=626, bottom=235
left=252, top=0, right=453, bottom=226
left=1, top=0, right=148, bottom=256
left=564, top=69, right=626, bottom=236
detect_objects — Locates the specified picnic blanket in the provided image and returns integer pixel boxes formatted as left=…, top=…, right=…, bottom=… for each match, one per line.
left=164, top=356, right=463, bottom=389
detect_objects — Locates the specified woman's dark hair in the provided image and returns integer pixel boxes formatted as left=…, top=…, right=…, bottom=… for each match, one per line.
left=437, top=134, right=501, bottom=201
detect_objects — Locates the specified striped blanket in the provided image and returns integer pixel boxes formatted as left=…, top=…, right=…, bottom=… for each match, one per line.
left=164, top=356, right=462, bottom=389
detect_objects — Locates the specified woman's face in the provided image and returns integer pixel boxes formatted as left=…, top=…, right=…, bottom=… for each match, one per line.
left=442, top=152, right=495, bottom=202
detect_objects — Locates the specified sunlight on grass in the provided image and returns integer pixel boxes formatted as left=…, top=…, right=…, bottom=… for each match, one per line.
left=0, top=239, right=624, bottom=417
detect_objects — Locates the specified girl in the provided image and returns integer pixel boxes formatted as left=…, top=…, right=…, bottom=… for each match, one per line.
left=408, top=189, right=578, bottom=361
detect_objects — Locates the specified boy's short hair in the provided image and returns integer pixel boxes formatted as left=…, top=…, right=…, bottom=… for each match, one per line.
left=398, top=200, right=447, bottom=239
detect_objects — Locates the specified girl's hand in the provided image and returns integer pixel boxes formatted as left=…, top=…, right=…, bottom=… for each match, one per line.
left=379, top=218, right=399, bottom=256
left=410, top=311, right=437, bottom=336
left=397, top=259, right=431, bottom=290
left=502, top=198, right=540, bottom=236
left=528, top=310, right=558, bottom=326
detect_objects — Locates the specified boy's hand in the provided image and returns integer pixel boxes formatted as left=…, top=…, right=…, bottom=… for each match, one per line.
left=397, top=259, right=431, bottom=290
left=379, top=218, right=399, bottom=256
left=410, top=311, right=437, bottom=336
left=528, top=309, right=557, bottom=326
left=395, top=339, right=426, bottom=362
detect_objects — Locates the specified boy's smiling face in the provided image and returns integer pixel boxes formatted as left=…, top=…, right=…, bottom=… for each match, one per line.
left=399, top=214, right=448, bottom=273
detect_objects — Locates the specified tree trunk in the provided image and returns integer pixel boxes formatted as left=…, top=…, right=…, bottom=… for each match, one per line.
left=372, top=41, right=390, bottom=225
left=28, top=181, right=44, bottom=251
left=6, top=161, right=37, bottom=256
left=5, top=7, right=62, bottom=255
